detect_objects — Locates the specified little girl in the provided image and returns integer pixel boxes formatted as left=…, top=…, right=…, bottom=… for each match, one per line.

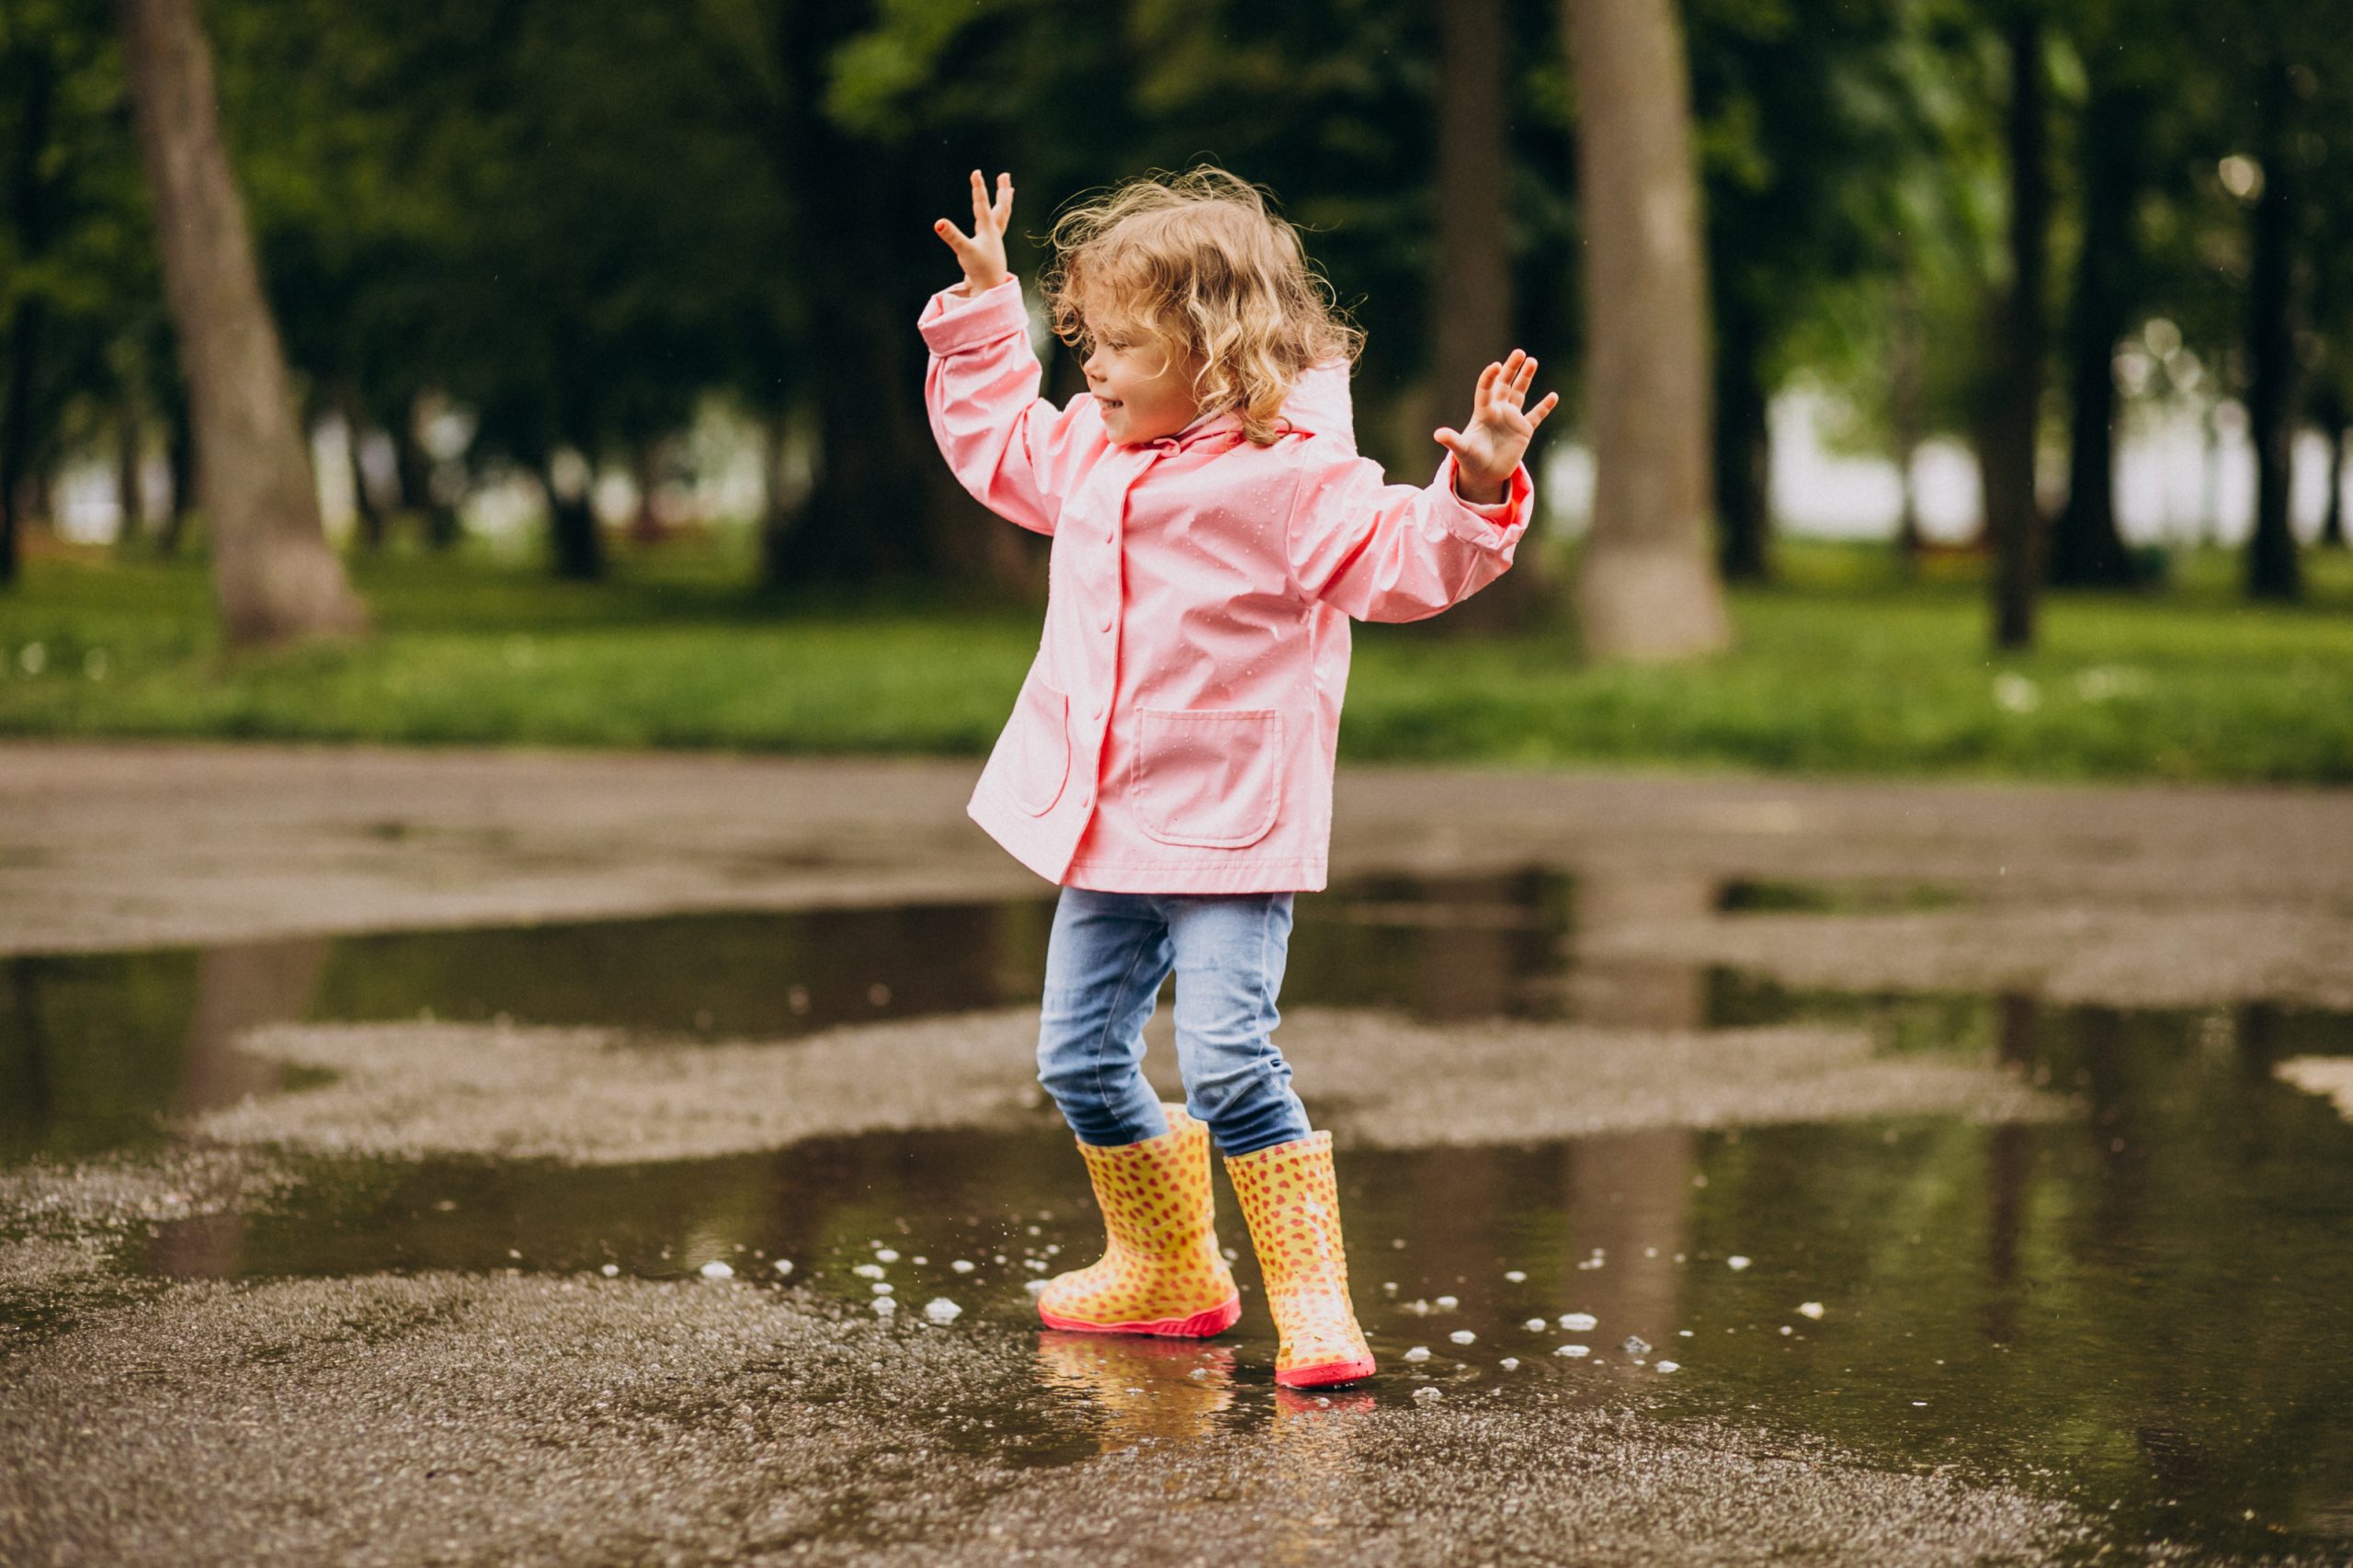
left=923, top=165, right=1555, bottom=1389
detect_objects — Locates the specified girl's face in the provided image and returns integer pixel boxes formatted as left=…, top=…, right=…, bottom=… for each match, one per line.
left=1080, top=309, right=1205, bottom=446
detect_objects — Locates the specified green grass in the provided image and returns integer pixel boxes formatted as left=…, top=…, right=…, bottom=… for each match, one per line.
left=2, top=535, right=2348, bottom=782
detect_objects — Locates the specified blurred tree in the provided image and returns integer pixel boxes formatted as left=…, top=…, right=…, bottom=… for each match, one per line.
left=1, top=0, right=153, bottom=587
left=1564, top=0, right=1731, bottom=660
left=1687, top=0, right=1916, bottom=585
left=208, top=0, right=464, bottom=556
left=116, top=0, right=366, bottom=642
left=1980, top=2, right=2051, bottom=650
left=2046, top=0, right=2161, bottom=588
left=1429, top=0, right=1554, bottom=631
left=2311, top=12, right=2353, bottom=553
left=2240, top=50, right=2302, bottom=601
left=697, top=0, right=1006, bottom=592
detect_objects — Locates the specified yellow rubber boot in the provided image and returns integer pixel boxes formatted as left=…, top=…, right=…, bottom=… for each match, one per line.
left=1225, top=1131, right=1377, bottom=1388
left=1037, top=1105, right=1242, bottom=1337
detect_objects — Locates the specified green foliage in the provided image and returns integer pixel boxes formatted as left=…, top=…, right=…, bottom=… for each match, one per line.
left=2, top=543, right=2347, bottom=781
left=0, top=0, right=161, bottom=489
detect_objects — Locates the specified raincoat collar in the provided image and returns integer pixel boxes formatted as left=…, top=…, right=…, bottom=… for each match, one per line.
left=1143, top=358, right=1357, bottom=454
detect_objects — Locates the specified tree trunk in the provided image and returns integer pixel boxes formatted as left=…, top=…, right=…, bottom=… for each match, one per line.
left=116, top=0, right=367, bottom=643
left=756, top=408, right=802, bottom=587
left=1711, top=294, right=1771, bottom=581
left=1891, top=278, right=1926, bottom=567
left=1564, top=0, right=1732, bottom=660
left=2049, top=80, right=2142, bottom=588
left=540, top=461, right=604, bottom=581
left=339, top=393, right=384, bottom=551
left=2318, top=389, right=2347, bottom=548
left=1433, top=0, right=1547, bottom=631
left=0, top=39, right=57, bottom=591
left=628, top=439, right=665, bottom=544
left=115, top=396, right=146, bottom=553
left=159, top=388, right=194, bottom=556
left=1984, top=9, right=2051, bottom=650
left=0, top=299, right=41, bottom=589
left=392, top=396, right=461, bottom=551
left=2244, top=57, right=2302, bottom=601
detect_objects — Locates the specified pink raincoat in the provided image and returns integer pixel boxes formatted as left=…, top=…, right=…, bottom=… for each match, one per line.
left=920, top=276, right=1534, bottom=893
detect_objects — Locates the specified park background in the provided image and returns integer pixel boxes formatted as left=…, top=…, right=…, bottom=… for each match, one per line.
left=2, top=0, right=2349, bottom=779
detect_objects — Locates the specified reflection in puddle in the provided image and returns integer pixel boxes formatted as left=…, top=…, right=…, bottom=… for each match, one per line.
left=1035, top=1334, right=1240, bottom=1449
left=7, top=867, right=2353, bottom=1557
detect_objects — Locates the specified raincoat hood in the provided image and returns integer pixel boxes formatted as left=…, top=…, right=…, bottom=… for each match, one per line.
left=1156, top=358, right=1357, bottom=453
left=1277, top=359, right=1357, bottom=450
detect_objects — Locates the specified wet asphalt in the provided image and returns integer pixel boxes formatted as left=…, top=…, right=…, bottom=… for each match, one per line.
left=6, top=748, right=2353, bottom=1564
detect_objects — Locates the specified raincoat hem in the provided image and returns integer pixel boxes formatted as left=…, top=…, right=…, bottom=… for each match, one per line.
left=1063, top=857, right=1329, bottom=895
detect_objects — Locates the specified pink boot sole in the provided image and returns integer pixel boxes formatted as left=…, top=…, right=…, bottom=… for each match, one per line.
left=1275, top=1355, right=1378, bottom=1389
left=1037, top=1294, right=1242, bottom=1338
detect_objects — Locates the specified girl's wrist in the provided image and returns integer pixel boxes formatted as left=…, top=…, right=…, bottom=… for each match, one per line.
left=1452, top=466, right=1508, bottom=506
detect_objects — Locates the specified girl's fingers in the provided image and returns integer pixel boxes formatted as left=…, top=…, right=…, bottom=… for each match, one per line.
left=1472, top=361, right=1499, bottom=415
left=969, top=170, right=992, bottom=229
left=1527, top=391, right=1560, bottom=429
left=933, top=218, right=972, bottom=255
left=992, top=172, right=1014, bottom=229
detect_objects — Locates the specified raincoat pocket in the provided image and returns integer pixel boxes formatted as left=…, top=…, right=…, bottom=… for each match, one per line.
left=1134, top=708, right=1284, bottom=849
left=1000, top=677, right=1072, bottom=816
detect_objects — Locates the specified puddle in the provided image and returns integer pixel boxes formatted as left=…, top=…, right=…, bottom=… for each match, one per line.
left=6, top=867, right=2353, bottom=1559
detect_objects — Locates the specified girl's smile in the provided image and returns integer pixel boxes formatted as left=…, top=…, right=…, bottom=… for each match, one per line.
left=1082, top=315, right=1207, bottom=445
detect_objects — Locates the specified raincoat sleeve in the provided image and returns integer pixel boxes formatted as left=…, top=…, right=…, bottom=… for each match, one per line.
left=1284, top=445, right=1535, bottom=623
left=919, top=276, right=1099, bottom=537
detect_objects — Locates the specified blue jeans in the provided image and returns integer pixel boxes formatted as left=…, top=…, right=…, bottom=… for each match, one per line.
left=1036, top=887, right=1313, bottom=1157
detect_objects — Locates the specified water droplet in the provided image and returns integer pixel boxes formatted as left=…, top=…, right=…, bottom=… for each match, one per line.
left=1403, top=1346, right=1432, bottom=1363
left=1554, top=1345, right=1589, bottom=1358
left=1449, top=1330, right=1475, bottom=1346
left=923, top=1298, right=962, bottom=1324
left=950, top=1259, right=976, bottom=1274
left=1797, top=1301, right=1825, bottom=1320
left=1559, top=1312, right=1597, bottom=1332
left=1727, top=1256, right=1752, bottom=1271
left=699, top=1259, right=734, bottom=1280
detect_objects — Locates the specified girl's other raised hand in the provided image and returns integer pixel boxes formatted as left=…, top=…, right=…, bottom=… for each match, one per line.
left=1435, top=349, right=1560, bottom=506
left=934, top=170, right=1014, bottom=296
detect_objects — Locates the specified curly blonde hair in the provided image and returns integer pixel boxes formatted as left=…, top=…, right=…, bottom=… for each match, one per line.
left=1040, top=167, right=1361, bottom=446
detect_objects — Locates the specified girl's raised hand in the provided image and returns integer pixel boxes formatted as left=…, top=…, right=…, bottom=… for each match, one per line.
left=934, top=170, right=1014, bottom=296
left=1435, top=350, right=1560, bottom=505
